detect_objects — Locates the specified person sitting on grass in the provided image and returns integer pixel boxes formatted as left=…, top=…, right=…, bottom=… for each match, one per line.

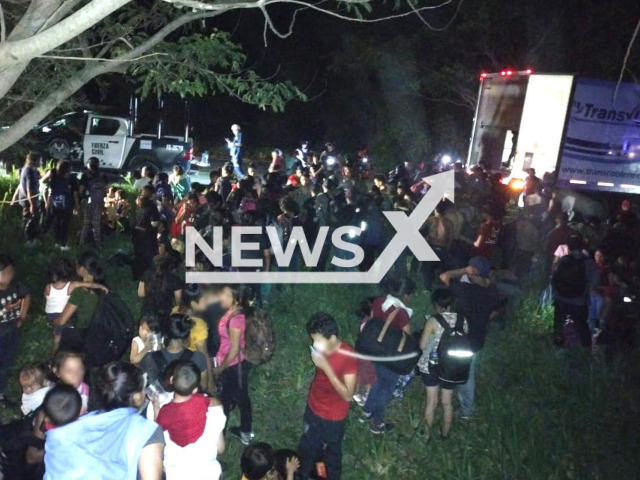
left=241, top=443, right=300, bottom=480
left=44, top=362, right=164, bottom=480
left=52, top=252, right=107, bottom=354
left=298, top=312, right=357, bottom=480
left=155, top=361, right=226, bottom=480
left=45, top=258, right=108, bottom=355
left=25, top=383, right=82, bottom=473
left=19, top=363, right=52, bottom=417
left=417, top=288, right=467, bottom=441
left=130, top=316, right=163, bottom=365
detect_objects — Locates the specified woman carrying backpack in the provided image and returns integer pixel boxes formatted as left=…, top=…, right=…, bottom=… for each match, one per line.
left=214, top=285, right=253, bottom=445
left=41, top=159, right=79, bottom=250
left=417, top=288, right=467, bottom=441
left=53, top=252, right=107, bottom=354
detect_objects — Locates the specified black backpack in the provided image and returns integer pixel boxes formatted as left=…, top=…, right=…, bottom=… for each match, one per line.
left=152, top=349, right=194, bottom=389
left=552, top=254, right=587, bottom=298
left=355, top=309, right=421, bottom=375
left=83, top=293, right=134, bottom=369
left=433, top=313, right=474, bottom=384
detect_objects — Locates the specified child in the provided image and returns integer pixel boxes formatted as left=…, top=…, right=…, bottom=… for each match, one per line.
left=26, top=384, right=82, bottom=470
left=156, top=361, right=226, bottom=480
left=45, top=258, right=108, bottom=354
left=0, top=254, right=31, bottom=402
left=53, top=352, right=89, bottom=415
left=19, top=363, right=52, bottom=416
left=104, top=186, right=117, bottom=209
left=42, top=384, right=82, bottom=430
left=114, top=189, right=131, bottom=232
left=130, top=316, right=162, bottom=364
left=417, top=288, right=467, bottom=440
left=241, top=443, right=300, bottom=480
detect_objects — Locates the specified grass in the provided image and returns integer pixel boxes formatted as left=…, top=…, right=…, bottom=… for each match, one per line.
left=0, top=180, right=639, bottom=480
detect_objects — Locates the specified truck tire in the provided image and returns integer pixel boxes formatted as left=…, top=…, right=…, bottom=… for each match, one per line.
left=128, top=156, right=161, bottom=176
left=49, top=138, right=70, bottom=160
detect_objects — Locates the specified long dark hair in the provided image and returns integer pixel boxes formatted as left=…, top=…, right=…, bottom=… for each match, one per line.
left=144, top=256, right=179, bottom=316
left=95, top=362, right=145, bottom=411
left=77, top=251, right=106, bottom=291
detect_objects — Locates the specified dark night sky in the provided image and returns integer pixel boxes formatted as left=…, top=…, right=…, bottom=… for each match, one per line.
left=91, top=0, right=640, bottom=162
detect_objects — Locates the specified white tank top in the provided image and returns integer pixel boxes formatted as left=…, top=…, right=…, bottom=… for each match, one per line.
left=46, top=282, right=71, bottom=314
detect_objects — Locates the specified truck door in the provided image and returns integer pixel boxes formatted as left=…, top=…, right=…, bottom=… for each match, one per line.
left=83, top=115, right=128, bottom=169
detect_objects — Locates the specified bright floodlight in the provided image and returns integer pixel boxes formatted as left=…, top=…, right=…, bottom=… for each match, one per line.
left=442, top=155, right=452, bottom=164
left=624, top=296, right=632, bottom=303
left=362, top=157, right=368, bottom=163
left=326, top=156, right=336, bottom=165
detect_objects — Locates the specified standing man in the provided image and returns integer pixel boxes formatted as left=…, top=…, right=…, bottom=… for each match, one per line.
left=14, top=152, right=40, bottom=246
left=226, top=123, right=245, bottom=179
left=298, top=312, right=357, bottom=480
left=440, top=257, right=502, bottom=420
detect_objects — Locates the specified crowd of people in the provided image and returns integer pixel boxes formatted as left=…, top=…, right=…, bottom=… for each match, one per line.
left=0, top=137, right=639, bottom=480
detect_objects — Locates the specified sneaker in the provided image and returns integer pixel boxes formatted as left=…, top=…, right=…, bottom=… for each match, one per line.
left=358, top=411, right=373, bottom=424
left=229, top=426, right=253, bottom=445
left=370, top=421, right=394, bottom=435
left=353, top=394, right=367, bottom=407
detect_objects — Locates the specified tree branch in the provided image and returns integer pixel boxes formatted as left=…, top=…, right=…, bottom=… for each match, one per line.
left=38, top=52, right=167, bottom=62
left=0, top=0, right=131, bottom=68
left=0, top=3, right=6, bottom=43
left=614, top=16, right=640, bottom=103
left=0, top=10, right=223, bottom=153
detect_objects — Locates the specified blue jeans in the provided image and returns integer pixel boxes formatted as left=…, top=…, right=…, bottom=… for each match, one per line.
left=298, top=407, right=345, bottom=480
left=0, top=325, right=19, bottom=394
left=231, top=156, right=245, bottom=179
left=589, top=291, right=604, bottom=332
left=364, top=363, right=399, bottom=424
left=457, top=350, right=480, bottom=417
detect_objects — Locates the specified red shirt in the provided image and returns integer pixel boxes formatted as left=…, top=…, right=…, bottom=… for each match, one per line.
left=470, top=220, right=501, bottom=258
left=307, top=343, right=358, bottom=421
left=157, top=394, right=210, bottom=447
left=371, top=296, right=410, bottom=331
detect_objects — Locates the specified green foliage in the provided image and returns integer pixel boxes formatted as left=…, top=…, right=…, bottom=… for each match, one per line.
left=128, top=32, right=307, bottom=112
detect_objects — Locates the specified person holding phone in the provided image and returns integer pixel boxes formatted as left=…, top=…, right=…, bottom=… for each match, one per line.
left=298, top=312, right=357, bottom=480
left=225, top=124, right=245, bottom=179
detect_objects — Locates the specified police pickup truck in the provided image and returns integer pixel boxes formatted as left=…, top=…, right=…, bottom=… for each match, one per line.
left=33, top=111, right=193, bottom=174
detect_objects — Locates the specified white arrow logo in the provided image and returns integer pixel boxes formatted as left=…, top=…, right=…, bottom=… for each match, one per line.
left=186, top=169, right=454, bottom=284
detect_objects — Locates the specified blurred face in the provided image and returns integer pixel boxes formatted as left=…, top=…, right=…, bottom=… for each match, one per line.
left=58, top=357, right=85, bottom=389
left=301, top=176, right=309, bottom=186
left=76, top=264, right=87, bottom=279
left=232, top=125, right=240, bottom=134
left=248, top=167, right=256, bottom=177
left=311, top=333, right=331, bottom=354
left=139, top=321, right=151, bottom=339
left=219, top=286, right=234, bottom=309
left=20, top=374, right=43, bottom=395
left=0, top=264, right=15, bottom=285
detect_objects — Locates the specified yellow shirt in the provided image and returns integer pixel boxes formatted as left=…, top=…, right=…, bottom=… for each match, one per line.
left=188, top=316, right=208, bottom=351
left=170, top=306, right=208, bottom=352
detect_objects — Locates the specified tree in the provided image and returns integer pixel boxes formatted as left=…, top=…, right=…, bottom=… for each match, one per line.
left=0, top=0, right=457, bottom=154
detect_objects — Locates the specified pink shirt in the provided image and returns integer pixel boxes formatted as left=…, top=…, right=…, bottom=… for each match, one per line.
left=216, top=311, right=246, bottom=367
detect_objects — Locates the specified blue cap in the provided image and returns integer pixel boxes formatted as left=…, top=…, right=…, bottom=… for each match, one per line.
left=469, top=256, right=490, bottom=278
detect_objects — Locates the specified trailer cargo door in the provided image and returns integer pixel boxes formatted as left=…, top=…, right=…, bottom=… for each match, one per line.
left=510, top=74, right=574, bottom=179
left=557, top=78, right=640, bottom=193
left=467, top=75, right=529, bottom=171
